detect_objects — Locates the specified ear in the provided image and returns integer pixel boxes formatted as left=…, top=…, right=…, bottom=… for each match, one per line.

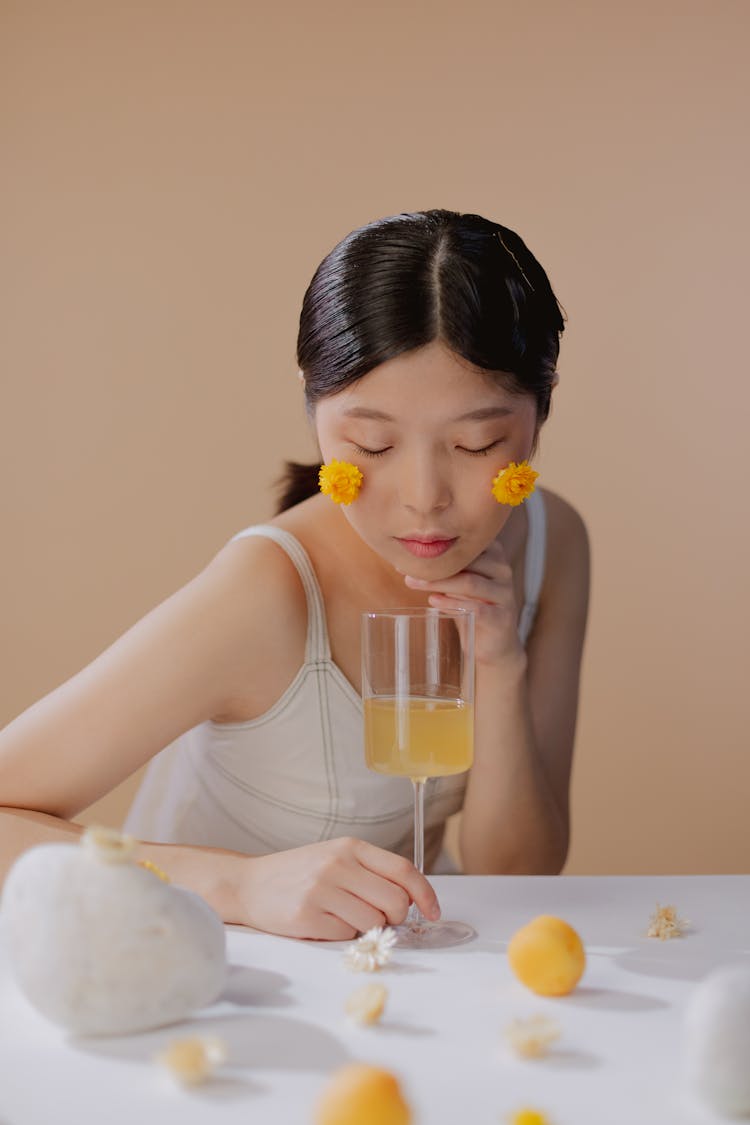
left=550, top=370, right=560, bottom=388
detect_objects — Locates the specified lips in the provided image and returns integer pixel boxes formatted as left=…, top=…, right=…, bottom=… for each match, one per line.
left=396, top=536, right=458, bottom=559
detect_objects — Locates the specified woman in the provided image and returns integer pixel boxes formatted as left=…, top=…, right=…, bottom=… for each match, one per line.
left=0, top=209, right=589, bottom=939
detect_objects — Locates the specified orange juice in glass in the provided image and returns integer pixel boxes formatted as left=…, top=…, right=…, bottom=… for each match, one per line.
left=362, top=607, right=475, bottom=949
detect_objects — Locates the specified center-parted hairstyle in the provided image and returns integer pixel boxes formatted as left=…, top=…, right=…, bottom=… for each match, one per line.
left=277, top=209, right=566, bottom=512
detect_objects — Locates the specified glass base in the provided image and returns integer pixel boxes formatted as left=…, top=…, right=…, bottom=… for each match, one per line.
left=394, top=918, right=476, bottom=950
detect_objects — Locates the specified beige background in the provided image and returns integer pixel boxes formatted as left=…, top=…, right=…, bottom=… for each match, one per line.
left=2, top=1, right=748, bottom=873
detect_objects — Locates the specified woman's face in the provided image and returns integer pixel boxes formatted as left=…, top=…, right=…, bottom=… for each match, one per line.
left=314, top=341, right=540, bottom=579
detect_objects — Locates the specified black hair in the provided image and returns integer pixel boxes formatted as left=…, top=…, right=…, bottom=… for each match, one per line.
left=277, top=208, right=565, bottom=512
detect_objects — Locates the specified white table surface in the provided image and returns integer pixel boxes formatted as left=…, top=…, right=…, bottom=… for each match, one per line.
left=2, top=875, right=749, bottom=1125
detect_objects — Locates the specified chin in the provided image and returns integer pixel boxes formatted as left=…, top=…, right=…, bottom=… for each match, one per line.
left=389, top=549, right=472, bottom=582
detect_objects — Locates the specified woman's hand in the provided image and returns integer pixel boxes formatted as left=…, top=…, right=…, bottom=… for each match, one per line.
left=235, top=837, right=441, bottom=940
left=404, top=539, right=525, bottom=670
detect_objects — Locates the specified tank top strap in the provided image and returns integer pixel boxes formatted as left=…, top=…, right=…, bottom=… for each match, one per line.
left=229, top=525, right=331, bottom=664
left=517, top=489, right=547, bottom=647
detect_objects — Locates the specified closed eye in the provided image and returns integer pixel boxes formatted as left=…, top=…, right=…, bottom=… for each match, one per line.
left=352, top=444, right=391, bottom=458
left=457, top=441, right=501, bottom=456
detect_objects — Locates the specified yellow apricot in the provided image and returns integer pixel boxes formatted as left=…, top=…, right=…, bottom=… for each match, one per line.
left=315, top=1063, right=412, bottom=1125
left=507, top=914, right=585, bottom=996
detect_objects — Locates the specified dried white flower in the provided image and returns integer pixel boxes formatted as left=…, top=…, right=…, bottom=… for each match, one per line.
left=155, top=1036, right=227, bottom=1085
left=504, top=1014, right=561, bottom=1059
left=344, top=926, right=397, bottom=972
left=647, top=903, right=689, bottom=940
left=345, top=982, right=388, bottom=1025
left=82, top=825, right=136, bottom=864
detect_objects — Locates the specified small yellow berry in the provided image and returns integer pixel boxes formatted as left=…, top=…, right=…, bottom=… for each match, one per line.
left=315, top=1064, right=411, bottom=1125
left=507, top=915, right=585, bottom=996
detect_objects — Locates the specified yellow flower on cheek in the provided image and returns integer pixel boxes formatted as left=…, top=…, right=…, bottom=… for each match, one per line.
left=318, top=459, right=364, bottom=505
left=491, top=460, right=539, bottom=506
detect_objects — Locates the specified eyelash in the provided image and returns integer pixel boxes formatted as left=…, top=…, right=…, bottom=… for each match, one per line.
left=458, top=442, right=501, bottom=457
left=352, top=441, right=501, bottom=458
left=353, top=444, right=391, bottom=458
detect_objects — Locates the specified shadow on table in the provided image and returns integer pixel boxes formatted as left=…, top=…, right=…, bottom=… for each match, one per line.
left=559, top=985, right=669, bottom=1011
left=220, top=963, right=295, bottom=1007
left=375, top=1019, right=436, bottom=1038
left=614, top=942, right=750, bottom=983
left=540, top=1046, right=600, bottom=1069
left=72, top=1010, right=350, bottom=1083
left=381, top=960, right=437, bottom=975
left=444, top=937, right=504, bottom=955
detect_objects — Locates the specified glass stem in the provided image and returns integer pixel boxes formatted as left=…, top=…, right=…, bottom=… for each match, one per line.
left=408, top=777, right=426, bottom=927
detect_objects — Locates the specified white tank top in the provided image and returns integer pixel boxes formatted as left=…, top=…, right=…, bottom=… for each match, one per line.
left=125, top=491, right=547, bottom=869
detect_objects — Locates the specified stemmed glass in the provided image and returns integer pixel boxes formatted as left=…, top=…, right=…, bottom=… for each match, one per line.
left=361, top=607, right=476, bottom=949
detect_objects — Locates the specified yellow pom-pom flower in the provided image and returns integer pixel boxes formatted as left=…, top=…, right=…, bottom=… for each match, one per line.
left=491, top=460, right=539, bottom=506
left=508, top=1111, right=551, bottom=1125
left=319, top=460, right=363, bottom=505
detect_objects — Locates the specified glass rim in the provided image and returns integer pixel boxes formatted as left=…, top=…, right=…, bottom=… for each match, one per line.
left=362, top=606, right=474, bottom=621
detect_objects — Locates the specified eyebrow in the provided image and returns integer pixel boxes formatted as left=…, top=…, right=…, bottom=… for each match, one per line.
left=341, top=405, right=514, bottom=422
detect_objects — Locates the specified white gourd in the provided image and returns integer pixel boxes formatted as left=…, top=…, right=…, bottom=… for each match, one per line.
left=1, top=828, right=227, bottom=1036
left=683, top=964, right=750, bottom=1116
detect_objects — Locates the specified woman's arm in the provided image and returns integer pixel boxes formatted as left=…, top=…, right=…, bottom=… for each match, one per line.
left=0, top=537, right=440, bottom=936
left=0, top=540, right=286, bottom=819
left=0, top=808, right=439, bottom=939
left=405, top=491, right=590, bottom=874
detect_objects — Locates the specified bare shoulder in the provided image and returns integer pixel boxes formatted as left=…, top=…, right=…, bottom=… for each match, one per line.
left=210, top=498, right=347, bottom=645
left=202, top=527, right=309, bottom=716
left=208, top=527, right=308, bottom=621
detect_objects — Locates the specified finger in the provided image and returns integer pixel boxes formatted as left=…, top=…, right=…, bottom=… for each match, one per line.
left=427, top=596, right=516, bottom=633
left=345, top=866, right=411, bottom=926
left=355, top=843, right=441, bottom=921
left=406, top=568, right=512, bottom=600
left=426, top=593, right=485, bottom=613
left=312, top=913, right=359, bottom=942
left=412, top=575, right=506, bottom=607
left=321, top=887, right=388, bottom=935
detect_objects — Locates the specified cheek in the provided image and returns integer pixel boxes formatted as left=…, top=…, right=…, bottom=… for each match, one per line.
left=337, top=487, right=381, bottom=539
left=471, top=492, right=512, bottom=542
left=457, top=467, right=515, bottom=538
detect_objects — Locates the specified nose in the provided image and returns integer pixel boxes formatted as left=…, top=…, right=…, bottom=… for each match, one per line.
left=399, top=450, right=453, bottom=516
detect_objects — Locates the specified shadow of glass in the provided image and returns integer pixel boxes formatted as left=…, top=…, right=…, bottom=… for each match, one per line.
left=379, top=961, right=437, bottom=975
left=452, top=939, right=506, bottom=955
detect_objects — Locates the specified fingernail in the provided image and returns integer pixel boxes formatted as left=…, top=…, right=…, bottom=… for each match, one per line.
left=404, top=575, right=426, bottom=587
left=430, top=900, right=441, bottom=921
